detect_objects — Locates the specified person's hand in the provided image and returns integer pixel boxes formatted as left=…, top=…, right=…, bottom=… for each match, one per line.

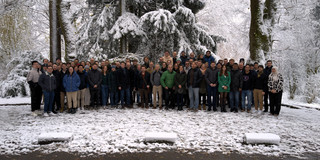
left=224, top=86, right=228, bottom=90
left=178, top=85, right=182, bottom=88
left=94, top=85, right=97, bottom=88
left=213, top=84, right=217, bottom=87
left=262, top=92, right=265, bottom=95
left=271, top=89, right=276, bottom=93
left=239, top=88, right=242, bottom=92
left=118, top=87, right=121, bottom=90
left=165, top=87, right=168, bottom=90
left=210, top=83, right=214, bottom=87
left=147, top=85, right=150, bottom=88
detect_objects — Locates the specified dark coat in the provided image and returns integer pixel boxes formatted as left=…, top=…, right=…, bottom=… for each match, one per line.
left=136, top=72, right=151, bottom=89
left=108, top=71, right=118, bottom=92
left=205, top=67, right=219, bottom=85
left=52, top=70, right=61, bottom=92
left=77, top=71, right=88, bottom=90
left=38, top=72, right=56, bottom=92
left=187, top=68, right=203, bottom=88
left=117, top=68, right=131, bottom=89
left=174, top=71, right=187, bottom=94
left=88, top=69, right=102, bottom=89
left=60, top=70, right=68, bottom=92
left=230, top=69, right=243, bottom=92
left=253, top=72, right=268, bottom=92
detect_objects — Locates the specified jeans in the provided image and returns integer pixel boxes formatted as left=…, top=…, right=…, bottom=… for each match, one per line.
left=43, top=90, right=55, bottom=113
left=188, top=86, right=199, bottom=109
left=207, top=85, right=217, bottom=109
left=229, top=91, right=239, bottom=110
left=164, top=88, right=175, bottom=108
left=242, top=90, right=252, bottom=110
left=120, top=88, right=131, bottom=105
left=110, top=91, right=118, bottom=106
left=101, top=85, right=109, bottom=106
left=176, top=93, right=184, bottom=109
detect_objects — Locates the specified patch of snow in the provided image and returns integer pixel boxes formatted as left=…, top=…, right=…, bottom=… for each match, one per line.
left=38, top=132, right=73, bottom=144
left=244, top=133, right=280, bottom=145
left=144, top=132, right=178, bottom=143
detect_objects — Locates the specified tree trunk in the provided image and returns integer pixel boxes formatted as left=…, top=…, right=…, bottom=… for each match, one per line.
left=249, top=0, right=261, bottom=61
left=120, top=0, right=127, bottom=54
left=49, top=0, right=61, bottom=63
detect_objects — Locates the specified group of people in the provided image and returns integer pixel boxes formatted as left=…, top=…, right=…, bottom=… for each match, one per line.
left=27, top=50, right=284, bottom=117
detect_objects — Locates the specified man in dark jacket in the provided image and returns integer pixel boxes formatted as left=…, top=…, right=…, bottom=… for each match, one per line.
left=117, top=62, right=131, bottom=108
left=263, top=60, right=273, bottom=112
left=27, top=61, right=42, bottom=114
left=205, top=62, right=219, bottom=111
left=180, top=51, right=188, bottom=66
left=108, top=65, right=118, bottom=107
left=77, top=65, right=88, bottom=110
left=253, top=65, right=268, bottom=112
left=38, top=66, right=56, bottom=117
left=126, top=62, right=135, bottom=108
left=59, top=63, right=68, bottom=112
left=229, top=63, right=243, bottom=112
left=88, top=64, right=102, bottom=108
left=241, top=65, right=254, bottom=112
left=187, top=62, right=203, bottom=111
left=52, top=64, right=61, bottom=114
left=136, top=65, right=151, bottom=108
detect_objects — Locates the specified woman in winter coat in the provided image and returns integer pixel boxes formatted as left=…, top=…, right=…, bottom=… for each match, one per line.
left=199, top=64, right=207, bottom=110
left=63, top=66, right=80, bottom=114
left=174, top=65, right=187, bottom=111
left=218, top=65, right=231, bottom=112
left=101, top=65, right=110, bottom=108
left=268, top=66, right=284, bottom=116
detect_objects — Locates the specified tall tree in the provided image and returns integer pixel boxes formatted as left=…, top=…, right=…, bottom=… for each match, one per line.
left=49, top=0, right=61, bottom=62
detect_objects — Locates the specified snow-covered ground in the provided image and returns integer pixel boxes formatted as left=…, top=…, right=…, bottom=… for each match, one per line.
left=0, top=104, right=319, bottom=158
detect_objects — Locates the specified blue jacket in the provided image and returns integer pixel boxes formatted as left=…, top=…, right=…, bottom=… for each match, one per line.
left=204, top=55, right=215, bottom=65
left=63, top=72, right=80, bottom=92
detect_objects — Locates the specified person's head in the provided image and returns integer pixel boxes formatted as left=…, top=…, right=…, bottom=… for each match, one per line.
left=189, top=59, right=194, bottom=63
left=179, top=65, right=184, bottom=72
left=258, top=65, right=264, bottom=72
left=95, top=61, right=99, bottom=65
left=56, top=58, right=61, bottom=64
left=92, top=64, right=98, bottom=70
left=201, top=64, right=206, bottom=70
left=68, top=66, right=74, bottom=74
left=120, top=62, right=125, bottom=68
left=267, top=60, right=272, bottom=67
left=206, top=51, right=211, bottom=57
left=149, top=62, right=154, bottom=68
left=167, top=64, right=173, bottom=72
left=223, top=58, right=228, bottom=65
left=115, top=62, right=120, bottom=68
left=71, top=61, right=75, bottom=67
left=239, top=62, right=244, bottom=70
left=172, top=52, right=177, bottom=57
left=101, top=61, right=106, bottom=67
left=167, top=60, right=171, bottom=65
left=184, top=61, right=190, bottom=67
left=191, top=62, right=197, bottom=69
left=250, top=64, right=254, bottom=70
left=190, top=52, right=195, bottom=58
left=103, top=65, right=108, bottom=73
left=155, top=64, right=160, bottom=71
left=141, top=65, right=146, bottom=72
left=199, top=53, right=204, bottom=59
left=47, top=66, right=53, bottom=74
left=216, top=63, right=222, bottom=69
left=240, top=58, right=245, bottom=63
left=84, top=65, right=90, bottom=72
left=197, top=61, right=202, bottom=68
left=74, top=66, right=78, bottom=72
left=162, top=62, right=167, bottom=68
left=245, top=64, right=250, bottom=72
left=80, top=61, right=86, bottom=66
left=86, top=61, right=91, bottom=66
left=137, top=64, right=141, bottom=71
left=159, top=57, right=164, bottom=62
left=133, top=59, right=138, bottom=65
left=272, top=66, right=278, bottom=74
left=221, top=65, right=227, bottom=72
left=174, top=63, right=179, bottom=70
left=90, top=58, right=95, bottom=64
left=126, top=62, right=131, bottom=69
left=144, top=56, right=149, bottom=63
left=164, top=51, right=170, bottom=57
left=254, top=62, right=259, bottom=69
left=62, top=63, right=67, bottom=70
left=125, top=58, right=130, bottom=64
left=229, top=59, right=235, bottom=65
left=42, top=64, right=48, bottom=71
left=53, top=64, right=58, bottom=70
left=218, top=59, right=223, bottom=64
left=210, top=62, right=216, bottom=69
left=32, top=61, right=38, bottom=69
left=105, top=60, right=110, bottom=65
left=74, top=59, right=79, bottom=64
left=43, top=59, right=49, bottom=64
left=111, top=65, right=116, bottom=72
left=176, top=59, right=181, bottom=65
left=233, top=63, right=239, bottom=70
left=79, top=65, right=84, bottom=72
left=181, top=51, right=186, bottom=57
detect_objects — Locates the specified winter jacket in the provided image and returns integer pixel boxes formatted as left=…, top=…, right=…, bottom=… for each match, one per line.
left=136, top=72, right=151, bottom=89
left=63, top=72, right=80, bottom=92
left=108, top=71, right=118, bottom=92
left=218, top=72, right=231, bottom=92
left=150, top=70, right=162, bottom=86
left=117, top=68, right=131, bottom=89
left=205, top=67, right=219, bottom=86
left=199, top=73, right=207, bottom=94
left=268, top=73, right=284, bottom=93
left=52, top=70, right=61, bottom=92
left=203, top=55, right=215, bottom=65
left=180, top=55, right=188, bottom=66
left=264, top=66, right=273, bottom=77
left=174, top=71, right=187, bottom=94
left=187, top=68, right=203, bottom=88
left=88, top=69, right=102, bottom=89
left=38, top=71, right=56, bottom=92
left=77, top=71, right=88, bottom=90
left=230, top=69, right=243, bottom=92
left=60, top=70, right=68, bottom=92
left=160, top=70, right=176, bottom=88
left=101, top=72, right=109, bottom=86
left=242, top=71, right=254, bottom=90
left=253, top=72, right=268, bottom=92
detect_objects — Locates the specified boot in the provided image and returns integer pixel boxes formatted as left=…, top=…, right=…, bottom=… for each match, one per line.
left=198, top=105, right=201, bottom=110
left=203, top=104, right=206, bottom=111
left=60, top=106, right=64, bottom=113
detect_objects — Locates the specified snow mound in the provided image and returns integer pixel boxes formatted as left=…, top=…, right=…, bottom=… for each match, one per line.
left=244, top=133, right=280, bottom=145
left=144, top=132, right=178, bottom=143
left=38, top=132, right=73, bottom=144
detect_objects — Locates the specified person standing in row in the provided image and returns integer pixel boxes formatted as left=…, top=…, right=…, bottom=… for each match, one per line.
left=199, top=64, right=207, bottom=110
left=253, top=65, right=267, bottom=113
left=187, top=62, right=202, bottom=111
left=263, top=60, right=273, bottom=112
left=174, top=65, right=187, bottom=111
left=63, top=67, right=80, bottom=114
left=160, top=64, right=176, bottom=109
left=229, top=63, right=243, bottom=113
left=108, top=66, right=118, bottom=107
left=27, top=61, right=42, bottom=115
left=38, top=66, right=56, bottom=116
left=136, top=65, right=151, bottom=108
left=241, top=65, right=254, bottom=112
left=205, top=62, right=219, bottom=111
left=218, top=65, right=231, bottom=112
left=151, top=64, right=163, bottom=109
left=88, top=64, right=102, bottom=108
left=268, top=67, right=284, bottom=116
left=101, top=65, right=110, bottom=108
left=117, top=62, right=131, bottom=108
left=77, top=65, right=87, bottom=110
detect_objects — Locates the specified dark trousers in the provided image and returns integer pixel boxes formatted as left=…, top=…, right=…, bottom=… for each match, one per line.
left=177, top=93, right=184, bottom=110
left=264, top=91, right=270, bottom=111
left=184, top=93, right=189, bottom=107
left=120, top=88, right=131, bottom=106
left=30, top=84, right=42, bottom=112
left=207, top=86, right=217, bottom=110
left=164, top=88, right=175, bottom=109
left=199, top=93, right=206, bottom=105
left=269, top=91, right=282, bottom=115
left=53, top=91, right=61, bottom=111
left=139, top=88, right=149, bottom=107
left=90, top=88, right=100, bottom=107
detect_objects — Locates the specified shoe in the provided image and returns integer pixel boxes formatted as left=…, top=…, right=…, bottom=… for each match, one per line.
left=43, top=113, right=49, bottom=117
left=208, top=108, right=211, bottom=111
left=263, top=110, right=268, bottom=112
left=52, top=110, right=58, bottom=114
left=71, top=108, right=76, bottom=114
left=203, top=104, right=206, bottom=110
left=213, top=108, right=217, bottom=112
left=32, top=111, right=38, bottom=117
left=247, top=110, right=251, bottom=113
left=198, top=105, right=201, bottom=110
left=230, top=108, right=234, bottom=112
left=234, top=109, right=238, bottom=113
left=48, top=112, right=55, bottom=116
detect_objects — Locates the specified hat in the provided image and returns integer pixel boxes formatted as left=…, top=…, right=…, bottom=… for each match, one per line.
left=111, top=65, right=116, bottom=68
left=177, top=58, right=181, bottom=61
left=84, top=65, right=90, bottom=69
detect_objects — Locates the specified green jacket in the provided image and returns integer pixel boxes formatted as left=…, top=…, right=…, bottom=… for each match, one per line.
left=218, top=71, right=231, bottom=92
left=160, top=70, right=176, bottom=88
